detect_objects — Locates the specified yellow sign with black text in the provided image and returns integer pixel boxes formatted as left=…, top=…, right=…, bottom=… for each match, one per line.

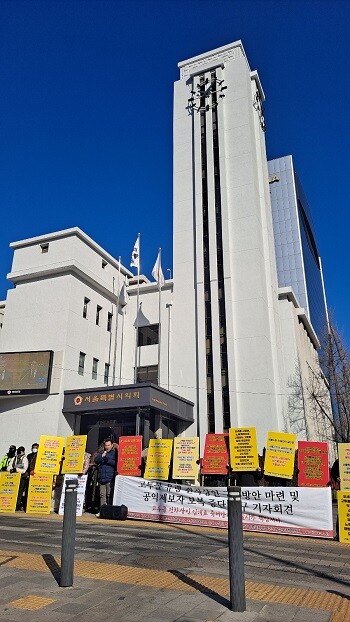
left=0, top=472, right=20, bottom=513
left=172, top=437, right=199, bottom=479
left=62, top=435, right=87, bottom=474
left=26, top=474, right=53, bottom=514
left=229, top=427, right=258, bottom=471
left=264, top=431, right=296, bottom=479
left=145, top=439, right=173, bottom=481
left=36, top=435, right=65, bottom=474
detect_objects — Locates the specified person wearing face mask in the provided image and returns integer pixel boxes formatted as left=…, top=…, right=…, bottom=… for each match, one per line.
left=26, top=443, right=39, bottom=472
left=7, top=446, right=29, bottom=511
left=0, top=445, right=16, bottom=471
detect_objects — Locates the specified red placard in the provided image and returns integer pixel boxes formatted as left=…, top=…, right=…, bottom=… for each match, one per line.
left=297, top=441, right=329, bottom=487
left=117, top=436, right=142, bottom=476
left=201, top=434, right=229, bottom=474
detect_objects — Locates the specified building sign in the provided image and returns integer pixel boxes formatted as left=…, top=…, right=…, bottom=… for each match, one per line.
left=201, top=434, right=229, bottom=475
left=36, top=435, right=65, bottom=475
left=26, top=474, right=53, bottom=514
left=113, top=476, right=333, bottom=538
left=144, top=439, right=173, bottom=480
left=229, top=427, right=258, bottom=471
left=264, top=431, right=296, bottom=479
left=339, top=444, right=350, bottom=490
left=172, top=437, right=199, bottom=479
left=62, top=435, right=87, bottom=474
left=117, top=436, right=142, bottom=476
left=0, top=472, right=20, bottom=512
left=0, top=350, right=52, bottom=396
left=297, top=441, right=329, bottom=487
left=58, top=475, right=88, bottom=516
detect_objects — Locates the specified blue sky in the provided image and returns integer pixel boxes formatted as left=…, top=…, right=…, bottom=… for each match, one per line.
left=0, top=0, right=349, bottom=346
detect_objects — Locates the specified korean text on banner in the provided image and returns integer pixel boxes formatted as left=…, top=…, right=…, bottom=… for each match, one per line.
left=339, top=444, right=350, bottom=490
left=117, top=436, right=142, bottom=476
left=0, top=472, right=20, bottom=513
left=297, top=441, right=329, bottom=487
left=172, top=437, right=199, bottom=479
left=36, top=435, right=65, bottom=474
left=144, top=439, right=173, bottom=481
left=229, top=427, right=258, bottom=471
left=62, top=435, right=87, bottom=474
left=113, top=476, right=333, bottom=538
left=338, top=491, right=350, bottom=542
left=58, top=474, right=87, bottom=516
left=202, top=434, right=229, bottom=475
left=264, top=431, right=296, bottom=479
left=26, top=474, right=53, bottom=514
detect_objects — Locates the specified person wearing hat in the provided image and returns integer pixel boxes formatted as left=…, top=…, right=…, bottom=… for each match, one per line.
left=0, top=445, right=16, bottom=471
left=7, top=447, right=29, bottom=511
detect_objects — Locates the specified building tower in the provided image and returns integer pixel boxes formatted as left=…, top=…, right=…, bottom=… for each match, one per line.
left=171, top=41, right=284, bottom=449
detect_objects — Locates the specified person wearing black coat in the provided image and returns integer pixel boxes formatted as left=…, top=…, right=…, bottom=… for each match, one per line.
left=94, top=438, right=116, bottom=515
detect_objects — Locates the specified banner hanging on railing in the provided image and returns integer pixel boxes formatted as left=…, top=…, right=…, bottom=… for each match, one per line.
left=113, top=475, right=333, bottom=538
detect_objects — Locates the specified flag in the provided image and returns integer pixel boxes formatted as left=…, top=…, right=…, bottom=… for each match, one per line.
left=130, top=236, right=140, bottom=269
left=152, top=250, right=165, bottom=286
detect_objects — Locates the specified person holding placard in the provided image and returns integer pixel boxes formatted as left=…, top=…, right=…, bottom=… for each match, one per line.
left=94, top=438, right=117, bottom=516
left=7, top=446, right=29, bottom=511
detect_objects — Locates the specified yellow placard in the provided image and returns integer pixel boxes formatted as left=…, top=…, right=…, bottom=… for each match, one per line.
left=144, top=439, right=173, bottom=481
left=26, top=474, right=53, bottom=514
left=172, top=437, right=199, bottom=479
left=339, top=444, right=350, bottom=490
left=264, top=431, right=296, bottom=479
left=62, top=435, right=87, bottom=474
left=36, top=435, right=65, bottom=474
left=0, top=472, right=20, bottom=513
left=229, top=427, right=258, bottom=471
left=338, top=491, right=350, bottom=542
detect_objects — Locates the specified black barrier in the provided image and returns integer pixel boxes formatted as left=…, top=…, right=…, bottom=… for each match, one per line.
left=227, top=486, right=246, bottom=611
left=60, top=478, right=78, bottom=587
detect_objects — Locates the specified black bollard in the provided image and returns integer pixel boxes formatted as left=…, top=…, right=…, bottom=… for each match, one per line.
left=227, top=486, right=246, bottom=612
left=60, top=478, right=78, bottom=587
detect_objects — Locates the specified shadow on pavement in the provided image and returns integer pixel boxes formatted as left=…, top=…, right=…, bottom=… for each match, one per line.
left=42, top=553, right=61, bottom=585
left=168, top=569, right=230, bottom=607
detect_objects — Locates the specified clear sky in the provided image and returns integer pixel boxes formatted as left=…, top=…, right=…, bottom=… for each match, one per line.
left=0, top=0, right=349, bottom=346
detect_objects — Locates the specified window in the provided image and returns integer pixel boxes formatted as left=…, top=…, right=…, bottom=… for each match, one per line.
left=83, top=297, right=90, bottom=319
left=96, top=305, right=102, bottom=326
left=92, top=358, right=99, bottom=380
left=107, top=312, right=113, bottom=332
left=78, top=352, right=86, bottom=375
left=136, top=365, right=158, bottom=384
left=138, top=324, right=159, bottom=346
left=104, top=363, right=110, bottom=384
left=40, top=243, right=49, bottom=253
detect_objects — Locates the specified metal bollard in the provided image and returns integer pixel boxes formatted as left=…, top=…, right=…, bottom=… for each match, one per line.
left=227, top=486, right=246, bottom=612
left=60, top=478, right=78, bottom=587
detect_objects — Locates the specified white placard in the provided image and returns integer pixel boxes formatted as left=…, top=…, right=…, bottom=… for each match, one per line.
left=113, top=475, right=333, bottom=538
left=58, top=474, right=87, bottom=516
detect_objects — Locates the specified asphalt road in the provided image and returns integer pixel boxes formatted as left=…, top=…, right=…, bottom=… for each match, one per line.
left=1, top=513, right=349, bottom=598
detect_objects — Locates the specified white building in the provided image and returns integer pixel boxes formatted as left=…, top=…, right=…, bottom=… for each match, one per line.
left=0, top=41, right=330, bottom=458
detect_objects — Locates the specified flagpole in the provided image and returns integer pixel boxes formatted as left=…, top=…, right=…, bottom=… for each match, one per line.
left=112, top=256, right=121, bottom=385
left=157, top=248, right=162, bottom=386
left=134, top=233, right=140, bottom=384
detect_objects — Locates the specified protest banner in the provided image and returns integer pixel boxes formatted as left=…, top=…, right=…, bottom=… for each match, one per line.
left=36, top=435, right=65, bottom=474
left=113, top=476, right=333, bottom=538
left=297, top=441, right=329, bottom=487
left=172, top=437, right=199, bottom=479
left=62, top=435, right=87, bottom=474
left=58, top=474, right=88, bottom=516
left=201, top=434, right=229, bottom=474
left=26, top=474, right=53, bottom=514
left=338, top=491, right=350, bottom=542
left=264, top=431, right=296, bottom=479
left=0, top=472, right=20, bottom=513
left=339, top=444, right=350, bottom=490
left=144, top=439, right=173, bottom=480
left=117, top=436, right=142, bottom=476
left=229, top=427, right=258, bottom=471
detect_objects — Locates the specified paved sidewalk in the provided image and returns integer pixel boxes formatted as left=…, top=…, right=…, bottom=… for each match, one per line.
left=0, top=545, right=346, bottom=621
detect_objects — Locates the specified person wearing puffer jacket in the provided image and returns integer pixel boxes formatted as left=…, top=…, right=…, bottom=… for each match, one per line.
left=7, top=446, right=29, bottom=511
left=94, top=438, right=117, bottom=516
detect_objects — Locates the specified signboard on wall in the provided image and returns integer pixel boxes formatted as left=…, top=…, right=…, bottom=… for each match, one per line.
left=0, top=350, right=53, bottom=396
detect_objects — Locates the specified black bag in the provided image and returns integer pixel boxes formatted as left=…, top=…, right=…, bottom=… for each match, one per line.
left=100, top=504, right=128, bottom=520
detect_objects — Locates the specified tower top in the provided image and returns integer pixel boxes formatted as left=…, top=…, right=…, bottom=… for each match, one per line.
left=178, top=40, right=249, bottom=79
